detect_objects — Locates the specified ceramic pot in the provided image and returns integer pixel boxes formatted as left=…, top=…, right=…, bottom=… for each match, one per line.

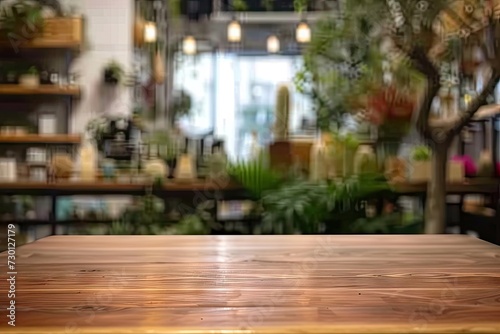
left=19, top=75, right=40, bottom=88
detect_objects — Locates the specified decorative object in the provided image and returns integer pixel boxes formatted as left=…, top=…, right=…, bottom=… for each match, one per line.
left=207, top=144, right=227, bottom=181
left=153, top=49, right=165, bottom=84
left=409, top=145, right=431, bottom=182
left=38, top=113, right=57, bottom=134
left=19, top=67, right=40, bottom=88
left=174, top=152, right=196, bottom=181
left=143, top=158, right=167, bottom=180
left=451, top=155, right=477, bottom=177
left=102, top=159, right=116, bottom=180
left=447, top=160, right=464, bottom=183
left=49, top=69, right=59, bottom=85
left=29, top=166, right=47, bottom=182
left=50, top=154, right=73, bottom=180
left=477, top=150, right=495, bottom=177
left=274, top=84, right=290, bottom=140
left=309, top=134, right=329, bottom=181
left=134, top=15, right=146, bottom=46
left=14, top=127, right=27, bottom=135
left=104, top=60, right=125, bottom=85
left=0, top=158, right=17, bottom=181
left=269, top=84, right=292, bottom=172
left=26, top=148, right=47, bottom=163
left=384, top=157, right=406, bottom=184
left=354, top=144, right=377, bottom=175
left=79, top=139, right=97, bottom=181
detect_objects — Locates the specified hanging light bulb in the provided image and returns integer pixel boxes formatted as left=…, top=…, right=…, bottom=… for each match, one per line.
left=227, top=20, right=242, bottom=43
left=267, top=35, right=280, bottom=53
left=144, top=21, right=157, bottom=43
left=296, top=21, right=311, bottom=43
left=183, top=35, right=197, bottom=55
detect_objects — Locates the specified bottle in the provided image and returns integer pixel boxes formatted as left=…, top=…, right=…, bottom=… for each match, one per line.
left=79, top=136, right=97, bottom=181
left=174, top=139, right=197, bottom=181
left=309, top=134, right=329, bottom=181
left=207, top=144, right=227, bottom=181
left=49, top=70, right=59, bottom=85
left=354, top=145, right=377, bottom=175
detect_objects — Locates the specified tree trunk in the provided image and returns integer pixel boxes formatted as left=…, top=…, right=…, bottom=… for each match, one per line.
left=424, top=143, right=449, bottom=234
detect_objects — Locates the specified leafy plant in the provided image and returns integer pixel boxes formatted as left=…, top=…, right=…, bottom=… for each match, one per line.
left=170, top=90, right=192, bottom=122
left=227, top=156, right=284, bottom=200
left=411, top=145, right=431, bottom=162
left=104, top=60, right=125, bottom=84
left=113, top=194, right=166, bottom=235
left=26, top=66, right=38, bottom=75
left=261, top=174, right=390, bottom=234
left=232, top=0, right=248, bottom=11
left=0, top=1, right=44, bottom=38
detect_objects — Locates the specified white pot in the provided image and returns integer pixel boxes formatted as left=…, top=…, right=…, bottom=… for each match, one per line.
left=19, top=75, right=40, bottom=88
left=447, top=161, right=464, bottom=183
left=409, top=160, right=431, bottom=182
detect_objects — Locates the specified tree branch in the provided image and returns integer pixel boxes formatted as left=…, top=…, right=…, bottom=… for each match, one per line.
left=451, top=69, right=500, bottom=135
left=406, top=47, right=441, bottom=139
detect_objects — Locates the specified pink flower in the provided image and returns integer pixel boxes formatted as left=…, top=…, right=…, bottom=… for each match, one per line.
left=451, top=155, right=477, bottom=177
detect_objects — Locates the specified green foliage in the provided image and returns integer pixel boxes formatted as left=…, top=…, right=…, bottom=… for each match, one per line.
left=111, top=194, right=166, bottom=235
left=27, top=66, right=38, bottom=75
left=147, top=130, right=180, bottom=160
left=261, top=174, right=390, bottom=234
left=170, top=201, right=215, bottom=235
left=104, top=60, right=125, bottom=83
left=293, top=0, right=308, bottom=13
left=171, top=90, right=192, bottom=121
left=275, top=85, right=290, bottom=139
left=232, top=0, right=248, bottom=11
left=411, top=145, right=431, bottom=161
left=228, top=157, right=284, bottom=200
left=348, top=212, right=422, bottom=234
left=0, top=1, right=44, bottom=37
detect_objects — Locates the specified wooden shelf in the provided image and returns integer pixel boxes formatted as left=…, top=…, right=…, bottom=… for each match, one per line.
left=0, top=40, right=81, bottom=50
left=0, top=134, right=81, bottom=144
left=0, top=84, right=81, bottom=96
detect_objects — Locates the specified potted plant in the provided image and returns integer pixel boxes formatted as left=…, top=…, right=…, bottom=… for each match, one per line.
left=409, top=145, right=431, bottom=182
left=0, top=1, right=44, bottom=40
left=103, top=60, right=124, bottom=85
left=19, top=66, right=40, bottom=88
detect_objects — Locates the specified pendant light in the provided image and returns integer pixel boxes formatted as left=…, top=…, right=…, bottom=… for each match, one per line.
left=144, top=21, right=157, bottom=43
left=296, top=21, right=311, bottom=43
left=183, top=35, right=197, bottom=55
left=267, top=35, right=280, bottom=53
left=227, top=19, right=242, bottom=43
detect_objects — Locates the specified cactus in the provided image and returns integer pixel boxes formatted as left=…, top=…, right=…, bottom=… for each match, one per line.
left=274, top=84, right=291, bottom=140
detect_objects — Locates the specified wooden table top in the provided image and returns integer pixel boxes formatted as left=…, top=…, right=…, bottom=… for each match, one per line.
left=1, top=235, right=500, bottom=334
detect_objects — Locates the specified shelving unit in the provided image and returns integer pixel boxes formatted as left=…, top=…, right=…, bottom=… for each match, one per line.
left=0, top=17, right=84, bottom=240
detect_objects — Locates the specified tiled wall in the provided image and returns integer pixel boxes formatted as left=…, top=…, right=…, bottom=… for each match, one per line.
left=70, top=0, right=134, bottom=133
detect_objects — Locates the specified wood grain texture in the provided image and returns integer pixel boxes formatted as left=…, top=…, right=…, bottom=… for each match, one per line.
left=1, top=235, right=499, bottom=334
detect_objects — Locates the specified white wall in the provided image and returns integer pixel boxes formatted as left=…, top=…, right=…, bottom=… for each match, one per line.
left=70, top=0, right=134, bottom=133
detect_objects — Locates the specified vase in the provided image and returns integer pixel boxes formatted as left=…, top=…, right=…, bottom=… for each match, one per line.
left=166, top=158, right=177, bottom=179
left=409, top=161, right=431, bottom=182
